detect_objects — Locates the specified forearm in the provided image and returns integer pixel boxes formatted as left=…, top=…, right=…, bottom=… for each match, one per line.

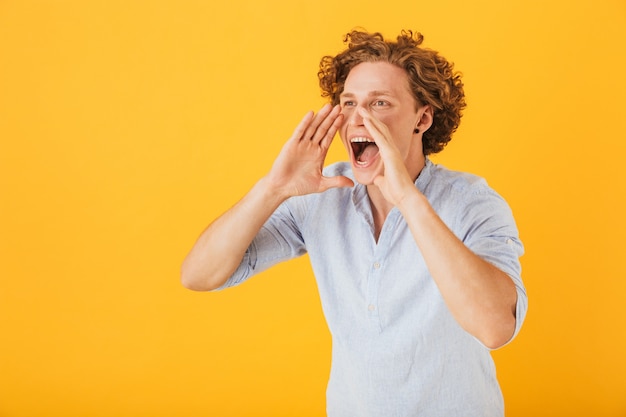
left=181, top=105, right=349, bottom=291
left=398, top=190, right=518, bottom=349
left=181, top=177, right=287, bottom=291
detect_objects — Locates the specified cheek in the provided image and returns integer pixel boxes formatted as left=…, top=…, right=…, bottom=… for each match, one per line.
left=372, top=110, right=402, bottom=127
left=382, top=114, right=416, bottom=136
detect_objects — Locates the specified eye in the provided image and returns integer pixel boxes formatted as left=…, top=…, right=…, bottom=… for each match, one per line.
left=372, top=100, right=388, bottom=107
left=341, top=100, right=355, bottom=107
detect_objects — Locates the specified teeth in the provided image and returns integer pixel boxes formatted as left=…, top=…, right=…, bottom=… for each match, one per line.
left=350, top=137, right=374, bottom=143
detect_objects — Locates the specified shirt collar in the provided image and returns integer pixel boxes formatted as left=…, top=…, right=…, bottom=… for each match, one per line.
left=350, top=157, right=434, bottom=219
left=415, top=157, right=433, bottom=192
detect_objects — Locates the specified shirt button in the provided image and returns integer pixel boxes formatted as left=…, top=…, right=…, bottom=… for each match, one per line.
left=373, top=262, right=380, bottom=269
left=368, top=304, right=376, bottom=311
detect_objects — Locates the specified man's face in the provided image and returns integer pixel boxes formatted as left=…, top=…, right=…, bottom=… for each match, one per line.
left=338, top=61, right=426, bottom=185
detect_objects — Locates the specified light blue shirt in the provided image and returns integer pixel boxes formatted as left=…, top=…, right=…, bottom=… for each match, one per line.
left=219, top=159, right=527, bottom=417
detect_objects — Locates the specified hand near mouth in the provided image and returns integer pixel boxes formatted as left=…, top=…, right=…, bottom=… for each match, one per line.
left=358, top=107, right=419, bottom=207
left=266, top=104, right=354, bottom=199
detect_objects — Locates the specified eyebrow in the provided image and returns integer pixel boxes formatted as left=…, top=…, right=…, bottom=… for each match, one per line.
left=340, top=90, right=395, bottom=98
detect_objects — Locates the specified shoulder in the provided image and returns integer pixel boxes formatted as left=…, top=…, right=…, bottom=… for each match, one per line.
left=423, top=161, right=515, bottom=228
left=422, top=161, right=508, bottom=211
left=426, top=161, right=491, bottom=195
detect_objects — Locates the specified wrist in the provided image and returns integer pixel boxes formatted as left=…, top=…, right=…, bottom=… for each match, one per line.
left=255, top=176, right=291, bottom=207
left=396, top=187, right=429, bottom=214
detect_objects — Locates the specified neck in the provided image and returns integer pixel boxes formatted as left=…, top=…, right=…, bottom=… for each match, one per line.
left=366, top=186, right=393, bottom=242
left=366, top=185, right=394, bottom=219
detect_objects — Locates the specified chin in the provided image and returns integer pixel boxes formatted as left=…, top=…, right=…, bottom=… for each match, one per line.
left=353, top=176, right=375, bottom=186
left=351, top=162, right=382, bottom=186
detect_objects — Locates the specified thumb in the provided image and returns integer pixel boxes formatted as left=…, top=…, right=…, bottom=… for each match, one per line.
left=373, top=174, right=385, bottom=189
left=320, top=175, right=355, bottom=192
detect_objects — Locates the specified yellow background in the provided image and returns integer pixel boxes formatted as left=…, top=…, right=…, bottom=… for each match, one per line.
left=1, top=0, right=625, bottom=416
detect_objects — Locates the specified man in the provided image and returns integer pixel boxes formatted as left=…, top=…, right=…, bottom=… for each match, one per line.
left=182, top=30, right=527, bottom=416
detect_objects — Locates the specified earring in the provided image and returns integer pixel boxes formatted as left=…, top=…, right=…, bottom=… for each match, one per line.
left=414, top=128, right=420, bottom=134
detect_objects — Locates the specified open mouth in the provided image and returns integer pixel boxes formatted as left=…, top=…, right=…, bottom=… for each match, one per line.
left=350, top=137, right=379, bottom=166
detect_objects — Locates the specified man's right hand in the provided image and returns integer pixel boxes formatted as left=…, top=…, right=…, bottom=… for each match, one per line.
left=266, top=103, right=354, bottom=199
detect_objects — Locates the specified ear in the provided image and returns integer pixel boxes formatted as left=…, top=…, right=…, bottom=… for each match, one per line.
left=414, top=104, right=434, bottom=134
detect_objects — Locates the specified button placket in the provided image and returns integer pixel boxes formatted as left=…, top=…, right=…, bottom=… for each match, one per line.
left=366, top=260, right=381, bottom=317
left=365, top=209, right=397, bottom=329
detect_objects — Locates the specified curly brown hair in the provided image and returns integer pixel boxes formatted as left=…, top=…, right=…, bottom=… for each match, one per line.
left=318, top=30, right=466, bottom=155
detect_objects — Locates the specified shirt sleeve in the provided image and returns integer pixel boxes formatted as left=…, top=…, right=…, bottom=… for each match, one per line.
left=214, top=199, right=308, bottom=290
left=454, top=184, right=528, bottom=347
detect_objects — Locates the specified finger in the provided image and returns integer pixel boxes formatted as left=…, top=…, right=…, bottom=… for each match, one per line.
left=313, top=105, right=342, bottom=146
left=357, top=107, right=389, bottom=145
left=363, top=118, right=400, bottom=165
left=359, top=109, right=395, bottom=155
left=319, top=110, right=344, bottom=149
left=290, top=110, right=315, bottom=142
left=302, top=103, right=333, bottom=141
left=362, top=115, right=386, bottom=144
